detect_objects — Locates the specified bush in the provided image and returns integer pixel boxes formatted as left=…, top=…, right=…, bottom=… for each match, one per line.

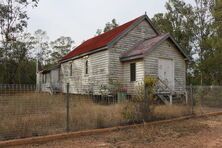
left=122, top=76, right=157, bottom=122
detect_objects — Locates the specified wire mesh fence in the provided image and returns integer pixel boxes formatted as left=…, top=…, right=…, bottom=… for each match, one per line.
left=187, top=85, right=222, bottom=115
left=0, top=84, right=222, bottom=141
left=0, top=84, right=66, bottom=140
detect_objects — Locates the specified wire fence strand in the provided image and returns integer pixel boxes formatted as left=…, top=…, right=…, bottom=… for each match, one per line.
left=0, top=84, right=222, bottom=141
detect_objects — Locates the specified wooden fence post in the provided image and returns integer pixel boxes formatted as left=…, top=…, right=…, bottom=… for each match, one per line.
left=143, top=84, right=150, bottom=120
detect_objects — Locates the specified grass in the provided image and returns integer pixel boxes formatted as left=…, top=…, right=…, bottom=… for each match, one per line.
left=0, top=92, right=209, bottom=141
left=69, top=99, right=125, bottom=130
left=153, top=105, right=191, bottom=119
left=0, top=93, right=127, bottom=140
left=0, top=93, right=66, bottom=140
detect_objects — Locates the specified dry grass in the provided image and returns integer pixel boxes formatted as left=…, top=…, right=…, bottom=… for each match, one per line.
left=0, top=92, right=196, bottom=141
left=0, top=93, right=127, bottom=140
left=153, top=105, right=191, bottom=119
left=0, top=93, right=66, bottom=140
left=69, top=100, right=125, bottom=130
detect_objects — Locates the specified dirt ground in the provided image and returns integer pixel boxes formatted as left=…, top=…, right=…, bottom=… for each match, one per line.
left=12, top=115, right=222, bottom=148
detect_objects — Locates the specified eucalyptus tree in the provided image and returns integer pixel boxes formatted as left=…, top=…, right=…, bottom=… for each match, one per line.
left=0, top=0, right=39, bottom=83
left=50, top=36, right=74, bottom=63
left=96, top=19, right=119, bottom=35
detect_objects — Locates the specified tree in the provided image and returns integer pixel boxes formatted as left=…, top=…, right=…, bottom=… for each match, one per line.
left=193, top=0, right=214, bottom=84
left=0, top=0, right=39, bottom=56
left=152, top=0, right=196, bottom=58
left=152, top=0, right=216, bottom=85
left=0, top=0, right=39, bottom=84
left=200, top=0, right=222, bottom=85
left=96, top=19, right=119, bottom=35
left=12, top=36, right=37, bottom=84
left=0, top=33, right=36, bottom=83
left=96, top=29, right=102, bottom=35
left=103, top=19, right=118, bottom=32
left=50, top=36, right=74, bottom=63
left=30, top=29, right=51, bottom=65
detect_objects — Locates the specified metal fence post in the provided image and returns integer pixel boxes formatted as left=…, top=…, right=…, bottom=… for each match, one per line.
left=66, top=83, right=70, bottom=132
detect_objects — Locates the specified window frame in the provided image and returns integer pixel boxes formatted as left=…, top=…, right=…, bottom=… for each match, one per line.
left=85, top=60, right=88, bottom=75
left=70, top=63, right=72, bottom=76
left=130, top=63, right=136, bottom=82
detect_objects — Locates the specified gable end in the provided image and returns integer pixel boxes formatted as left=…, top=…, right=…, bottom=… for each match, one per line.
left=108, top=15, right=160, bottom=48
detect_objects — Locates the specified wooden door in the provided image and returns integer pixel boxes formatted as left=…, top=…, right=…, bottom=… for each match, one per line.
left=158, top=58, right=174, bottom=90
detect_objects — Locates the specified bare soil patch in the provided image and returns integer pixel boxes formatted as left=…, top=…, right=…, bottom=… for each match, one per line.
left=12, top=115, right=222, bottom=148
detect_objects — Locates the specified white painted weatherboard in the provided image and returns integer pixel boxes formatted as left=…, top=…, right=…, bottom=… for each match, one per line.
left=61, top=50, right=109, bottom=94
left=123, top=60, right=144, bottom=94
left=144, top=40, right=186, bottom=92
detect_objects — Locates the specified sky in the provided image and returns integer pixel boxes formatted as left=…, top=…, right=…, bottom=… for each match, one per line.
left=26, top=0, right=195, bottom=45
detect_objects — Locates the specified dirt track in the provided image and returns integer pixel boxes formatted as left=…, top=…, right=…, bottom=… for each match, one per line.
left=12, top=115, right=222, bottom=148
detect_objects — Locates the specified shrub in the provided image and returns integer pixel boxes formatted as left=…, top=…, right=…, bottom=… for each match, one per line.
left=122, top=75, right=157, bottom=122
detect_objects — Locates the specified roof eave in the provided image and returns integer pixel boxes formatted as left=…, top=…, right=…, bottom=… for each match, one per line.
left=141, top=34, right=191, bottom=61
left=41, top=65, right=60, bottom=74
left=120, top=54, right=144, bottom=62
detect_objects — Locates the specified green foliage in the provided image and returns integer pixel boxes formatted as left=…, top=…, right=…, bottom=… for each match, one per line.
left=144, top=76, right=157, bottom=88
left=50, top=36, right=74, bottom=63
left=152, top=0, right=196, bottom=57
left=0, top=0, right=39, bottom=84
left=198, top=0, right=222, bottom=85
left=0, top=0, right=39, bottom=45
left=96, top=19, right=119, bottom=35
left=152, top=0, right=222, bottom=85
left=31, top=29, right=50, bottom=65
left=0, top=35, right=37, bottom=83
left=103, top=19, right=119, bottom=32
left=122, top=76, right=157, bottom=122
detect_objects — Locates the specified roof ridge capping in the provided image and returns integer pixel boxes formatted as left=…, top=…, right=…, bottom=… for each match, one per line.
left=61, top=14, right=158, bottom=62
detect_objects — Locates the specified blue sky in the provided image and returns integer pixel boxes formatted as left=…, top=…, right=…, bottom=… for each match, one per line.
left=27, top=0, right=195, bottom=45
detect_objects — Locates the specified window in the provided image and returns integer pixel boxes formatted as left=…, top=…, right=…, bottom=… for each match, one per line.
left=130, top=63, right=136, bottom=82
left=42, top=74, right=45, bottom=83
left=85, top=60, right=88, bottom=74
left=70, top=63, right=72, bottom=76
left=42, top=74, right=47, bottom=83
left=44, top=74, right=47, bottom=83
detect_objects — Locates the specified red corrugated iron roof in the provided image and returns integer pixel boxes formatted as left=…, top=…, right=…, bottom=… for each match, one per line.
left=61, top=16, right=142, bottom=61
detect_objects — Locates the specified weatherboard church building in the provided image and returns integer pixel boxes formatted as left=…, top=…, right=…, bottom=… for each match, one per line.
left=36, top=14, right=189, bottom=101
